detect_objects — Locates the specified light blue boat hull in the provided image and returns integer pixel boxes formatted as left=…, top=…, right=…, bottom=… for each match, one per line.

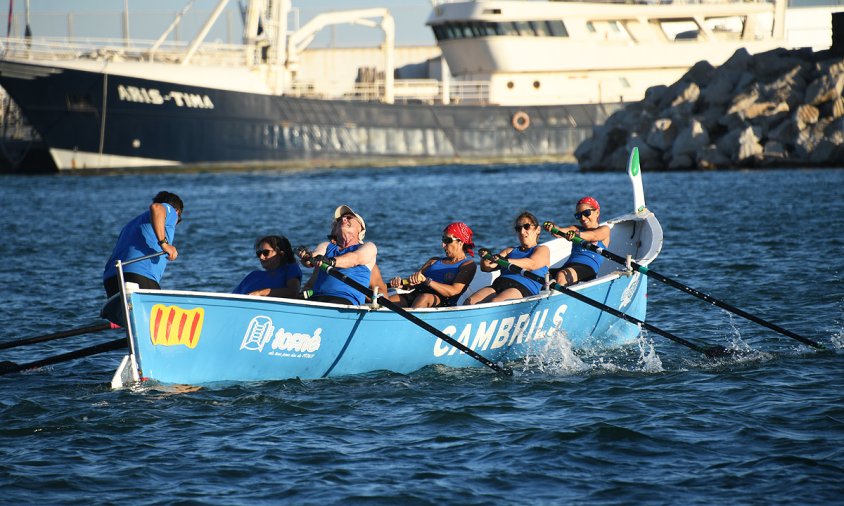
left=127, top=271, right=647, bottom=384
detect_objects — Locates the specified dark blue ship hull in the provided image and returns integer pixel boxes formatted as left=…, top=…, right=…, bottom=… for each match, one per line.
left=0, top=59, right=620, bottom=170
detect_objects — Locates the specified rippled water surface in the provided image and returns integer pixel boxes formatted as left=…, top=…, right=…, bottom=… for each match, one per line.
left=1, top=164, right=843, bottom=504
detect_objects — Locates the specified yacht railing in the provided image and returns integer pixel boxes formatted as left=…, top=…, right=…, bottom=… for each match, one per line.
left=0, top=37, right=251, bottom=66
left=285, top=79, right=491, bottom=104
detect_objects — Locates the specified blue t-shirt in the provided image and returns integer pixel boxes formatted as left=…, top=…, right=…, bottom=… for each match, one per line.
left=313, top=243, right=372, bottom=305
left=103, top=203, right=178, bottom=283
left=233, top=263, right=303, bottom=295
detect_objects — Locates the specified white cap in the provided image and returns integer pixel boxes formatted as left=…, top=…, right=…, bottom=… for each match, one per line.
left=333, top=205, right=366, bottom=241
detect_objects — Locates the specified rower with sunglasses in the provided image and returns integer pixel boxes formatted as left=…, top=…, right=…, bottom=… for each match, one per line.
left=387, top=222, right=477, bottom=308
left=298, top=205, right=377, bottom=306
left=464, top=212, right=550, bottom=304
left=543, top=196, right=611, bottom=286
left=232, top=235, right=302, bottom=298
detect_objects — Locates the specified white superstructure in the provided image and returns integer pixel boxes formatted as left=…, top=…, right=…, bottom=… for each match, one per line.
left=426, top=0, right=844, bottom=105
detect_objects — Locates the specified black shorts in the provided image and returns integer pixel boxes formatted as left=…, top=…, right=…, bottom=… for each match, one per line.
left=103, top=273, right=160, bottom=298
left=492, top=276, right=534, bottom=298
left=551, top=263, right=597, bottom=283
left=399, top=287, right=459, bottom=308
left=309, top=294, right=357, bottom=305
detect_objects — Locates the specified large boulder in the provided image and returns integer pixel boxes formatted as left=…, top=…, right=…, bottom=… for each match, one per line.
left=804, top=71, right=844, bottom=105
left=696, top=145, right=732, bottom=169
left=671, top=119, right=710, bottom=160
left=736, top=126, right=764, bottom=163
left=794, top=104, right=820, bottom=129
left=794, top=120, right=829, bottom=159
left=645, top=118, right=677, bottom=151
left=767, top=117, right=800, bottom=148
left=819, top=96, right=844, bottom=120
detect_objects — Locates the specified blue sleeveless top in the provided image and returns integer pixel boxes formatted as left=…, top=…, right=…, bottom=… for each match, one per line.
left=424, top=257, right=474, bottom=306
left=565, top=233, right=607, bottom=275
left=232, top=263, right=303, bottom=295
left=500, top=246, right=549, bottom=295
left=313, top=243, right=372, bottom=305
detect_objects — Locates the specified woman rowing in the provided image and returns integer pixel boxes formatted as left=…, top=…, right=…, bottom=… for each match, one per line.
left=233, top=235, right=301, bottom=298
left=388, top=222, right=477, bottom=308
left=543, top=196, right=611, bottom=286
left=464, top=212, right=549, bottom=304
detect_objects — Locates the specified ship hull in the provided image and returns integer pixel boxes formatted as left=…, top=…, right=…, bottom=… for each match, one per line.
left=0, top=59, right=619, bottom=170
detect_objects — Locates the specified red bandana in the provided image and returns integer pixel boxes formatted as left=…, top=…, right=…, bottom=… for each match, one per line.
left=577, top=196, right=600, bottom=211
left=443, top=222, right=475, bottom=257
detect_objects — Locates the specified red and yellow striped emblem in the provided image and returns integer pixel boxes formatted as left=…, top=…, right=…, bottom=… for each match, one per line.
left=149, top=304, right=205, bottom=348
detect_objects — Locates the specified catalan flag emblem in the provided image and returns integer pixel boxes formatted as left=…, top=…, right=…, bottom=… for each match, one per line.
left=149, top=304, right=205, bottom=348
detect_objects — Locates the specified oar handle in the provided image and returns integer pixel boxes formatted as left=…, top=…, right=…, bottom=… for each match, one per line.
left=543, top=222, right=565, bottom=236
left=478, top=250, right=726, bottom=358
left=298, top=247, right=512, bottom=376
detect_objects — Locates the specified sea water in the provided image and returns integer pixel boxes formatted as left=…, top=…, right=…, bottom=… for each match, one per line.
left=1, top=164, right=843, bottom=504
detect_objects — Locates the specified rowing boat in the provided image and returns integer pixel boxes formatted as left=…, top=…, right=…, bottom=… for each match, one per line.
left=111, top=151, right=661, bottom=387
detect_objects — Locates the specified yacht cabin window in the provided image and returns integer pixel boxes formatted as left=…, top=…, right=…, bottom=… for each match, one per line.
left=431, top=20, right=570, bottom=40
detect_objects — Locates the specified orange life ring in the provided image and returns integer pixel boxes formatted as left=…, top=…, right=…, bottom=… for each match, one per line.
left=512, top=111, right=530, bottom=132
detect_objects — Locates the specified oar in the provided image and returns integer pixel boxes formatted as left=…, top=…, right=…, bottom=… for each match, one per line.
left=297, top=248, right=512, bottom=376
left=478, top=249, right=731, bottom=358
left=545, top=223, right=824, bottom=350
left=0, top=322, right=115, bottom=350
left=0, top=337, right=127, bottom=376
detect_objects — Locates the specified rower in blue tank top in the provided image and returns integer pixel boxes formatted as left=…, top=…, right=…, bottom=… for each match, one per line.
left=388, top=222, right=478, bottom=308
left=544, top=196, right=612, bottom=286
left=299, top=205, right=377, bottom=306
left=464, top=212, right=550, bottom=305
left=233, top=235, right=302, bottom=298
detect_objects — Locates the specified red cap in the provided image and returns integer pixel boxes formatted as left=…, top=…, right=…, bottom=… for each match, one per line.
left=443, top=222, right=475, bottom=257
left=577, top=196, right=600, bottom=211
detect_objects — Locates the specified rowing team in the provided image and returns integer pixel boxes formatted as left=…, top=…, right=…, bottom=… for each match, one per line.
left=103, top=192, right=610, bottom=310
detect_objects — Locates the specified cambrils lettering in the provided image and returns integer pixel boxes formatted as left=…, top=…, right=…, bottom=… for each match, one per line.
left=117, top=85, right=214, bottom=109
left=433, top=303, right=568, bottom=357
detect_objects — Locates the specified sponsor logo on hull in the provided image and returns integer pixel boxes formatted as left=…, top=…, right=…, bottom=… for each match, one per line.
left=240, top=316, right=322, bottom=359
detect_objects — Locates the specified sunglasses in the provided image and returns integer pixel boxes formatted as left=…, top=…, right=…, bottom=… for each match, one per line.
left=256, top=249, right=274, bottom=258
left=574, top=209, right=596, bottom=219
left=513, top=223, right=535, bottom=232
left=442, top=236, right=460, bottom=244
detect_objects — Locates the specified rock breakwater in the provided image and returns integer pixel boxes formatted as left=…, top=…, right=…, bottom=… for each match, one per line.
left=576, top=48, right=844, bottom=170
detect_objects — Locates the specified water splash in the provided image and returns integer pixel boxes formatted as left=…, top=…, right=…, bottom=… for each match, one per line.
left=723, top=310, right=753, bottom=353
left=830, top=283, right=844, bottom=350
left=521, top=322, right=589, bottom=375
left=636, top=332, right=663, bottom=372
